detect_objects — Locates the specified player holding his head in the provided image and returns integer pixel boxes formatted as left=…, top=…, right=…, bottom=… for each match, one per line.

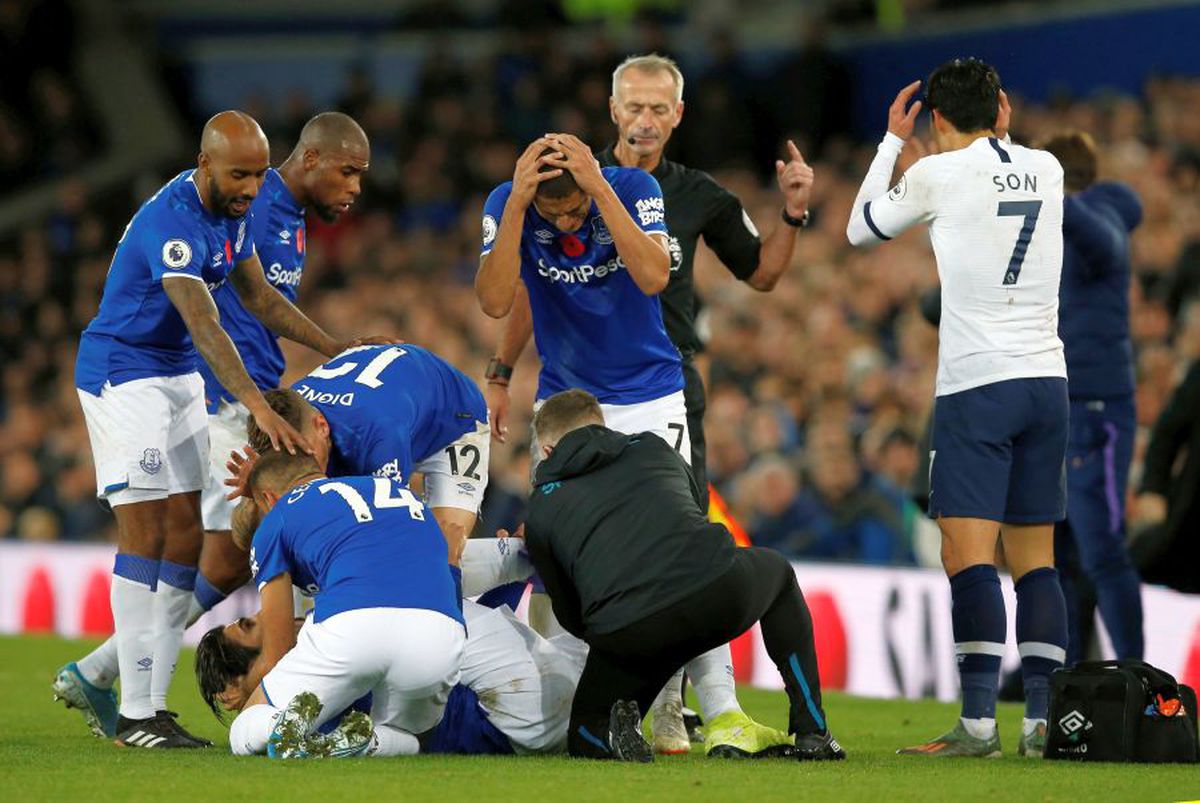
left=54, top=112, right=379, bottom=744
left=474, top=134, right=791, bottom=758
left=483, top=55, right=816, bottom=754
left=847, top=59, right=1068, bottom=758
left=224, top=449, right=465, bottom=759
left=1038, top=130, right=1144, bottom=664
left=61, top=111, right=388, bottom=749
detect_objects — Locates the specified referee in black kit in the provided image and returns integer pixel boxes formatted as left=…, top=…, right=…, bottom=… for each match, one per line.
left=483, top=52, right=814, bottom=752
left=524, top=389, right=844, bottom=763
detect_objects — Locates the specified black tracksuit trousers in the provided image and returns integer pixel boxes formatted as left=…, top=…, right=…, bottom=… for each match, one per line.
left=567, top=546, right=827, bottom=758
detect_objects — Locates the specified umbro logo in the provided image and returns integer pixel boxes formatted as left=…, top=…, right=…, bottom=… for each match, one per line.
left=1058, top=709, right=1092, bottom=737
left=279, top=229, right=291, bottom=242
left=137, top=657, right=153, bottom=671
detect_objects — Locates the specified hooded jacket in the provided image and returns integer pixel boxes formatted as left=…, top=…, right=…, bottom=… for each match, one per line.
left=525, top=425, right=737, bottom=639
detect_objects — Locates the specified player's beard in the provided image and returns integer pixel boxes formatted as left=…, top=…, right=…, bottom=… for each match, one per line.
left=208, top=174, right=249, bottom=219
left=314, top=203, right=341, bottom=224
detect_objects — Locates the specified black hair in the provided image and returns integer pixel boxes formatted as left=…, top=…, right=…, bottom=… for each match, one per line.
left=534, top=146, right=581, bottom=200
left=925, top=58, right=1002, bottom=134
left=195, top=625, right=260, bottom=721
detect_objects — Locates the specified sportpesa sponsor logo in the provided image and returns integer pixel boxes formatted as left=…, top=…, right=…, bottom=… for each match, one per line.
left=266, top=262, right=303, bottom=287
left=536, top=256, right=623, bottom=284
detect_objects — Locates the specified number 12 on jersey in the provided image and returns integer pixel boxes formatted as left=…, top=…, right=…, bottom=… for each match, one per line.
left=997, top=200, right=1042, bottom=286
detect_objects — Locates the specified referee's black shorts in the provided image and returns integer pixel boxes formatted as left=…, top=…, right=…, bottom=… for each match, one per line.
left=681, top=356, right=709, bottom=509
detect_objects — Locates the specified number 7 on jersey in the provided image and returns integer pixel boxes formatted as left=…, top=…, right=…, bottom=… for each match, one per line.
left=997, top=200, right=1042, bottom=286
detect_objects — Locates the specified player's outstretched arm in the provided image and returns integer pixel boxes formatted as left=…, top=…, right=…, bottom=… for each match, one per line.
left=476, top=138, right=563, bottom=318
left=549, top=133, right=670, bottom=295
left=163, top=275, right=310, bottom=456
left=230, top=252, right=344, bottom=356
left=847, top=80, right=931, bottom=248
left=486, top=285, right=534, bottom=442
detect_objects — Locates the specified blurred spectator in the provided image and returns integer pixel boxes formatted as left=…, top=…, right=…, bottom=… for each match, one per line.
left=2, top=24, right=1199, bottom=561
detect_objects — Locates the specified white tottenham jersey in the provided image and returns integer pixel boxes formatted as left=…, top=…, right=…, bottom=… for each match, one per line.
left=848, top=133, right=1066, bottom=396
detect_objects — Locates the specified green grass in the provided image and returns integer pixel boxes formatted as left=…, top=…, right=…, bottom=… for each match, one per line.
left=4, top=636, right=1198, bottom=802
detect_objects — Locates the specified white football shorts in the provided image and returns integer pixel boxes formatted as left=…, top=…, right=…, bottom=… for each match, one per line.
left=414, top=420, right=491, bottom=513
left=200, top=399, right=251, bottom=531
left=531, top=389, right=690, bottom=466
left=261, top=607, right=465, bottom=736
left=77, top=372, right=208, bottom=507
left=460, top=600, right=583, bottom=754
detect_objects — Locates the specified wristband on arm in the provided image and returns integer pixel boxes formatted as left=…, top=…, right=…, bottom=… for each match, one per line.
left=485, top=357, right=513, bottom=387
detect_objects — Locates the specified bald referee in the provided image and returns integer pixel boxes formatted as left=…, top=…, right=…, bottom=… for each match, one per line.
left=483, top=53, right=813, bottom=754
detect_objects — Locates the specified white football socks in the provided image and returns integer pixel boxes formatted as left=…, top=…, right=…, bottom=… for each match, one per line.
left=111, top=574, right=157, bottom=720
left=78, top=590, right=210, bottom=691
left=961, top=716, right=998, bottom=739
left=76, top=637, right=119, bottom=689
left=372, top=726, right=419, bottom=756
left=686, top=643, right=742, bottom=720
left=149, top=580, right=194, bottom=711
left=229, top=703, right=278, bottom=756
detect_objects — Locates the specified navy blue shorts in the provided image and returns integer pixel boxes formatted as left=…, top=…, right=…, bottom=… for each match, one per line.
left=929, top=377, right=1068, bottom=524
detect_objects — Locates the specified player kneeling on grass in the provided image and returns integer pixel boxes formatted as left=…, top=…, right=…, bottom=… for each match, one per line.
left=198, top=596, right=588, bottom=756
left=524, top=389, right=845, bottom=762
left=225, top=449, right=465, bottom=758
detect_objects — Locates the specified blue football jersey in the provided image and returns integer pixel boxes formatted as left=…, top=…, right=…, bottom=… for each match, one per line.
left=250, top=474, right=463, bottom=624
left=291, top=344, right=487, bottom=484
left=480, top=166, right=683, bottom=405
left=198, top=169, right=305, bottom=411
left=76, top=170, right=256, bottom=394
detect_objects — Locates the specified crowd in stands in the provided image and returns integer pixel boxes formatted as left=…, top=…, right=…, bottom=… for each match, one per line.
left=3, top=26, right=1199, bottom=571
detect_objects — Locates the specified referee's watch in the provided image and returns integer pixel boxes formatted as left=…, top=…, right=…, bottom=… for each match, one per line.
left=485, top=357, right=514, bottom=386
left=781, top=207, right=810, bottom=228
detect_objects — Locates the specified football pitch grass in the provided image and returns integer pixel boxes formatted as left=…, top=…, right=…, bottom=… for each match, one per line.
left=3, top=636, right=1198, bottom=802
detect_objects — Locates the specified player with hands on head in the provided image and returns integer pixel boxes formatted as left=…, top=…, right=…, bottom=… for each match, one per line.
left=848, top=59, right=1069, bottom=759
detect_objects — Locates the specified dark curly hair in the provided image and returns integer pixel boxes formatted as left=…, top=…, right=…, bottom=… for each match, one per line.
left=195, top=625, right=259, bottom=721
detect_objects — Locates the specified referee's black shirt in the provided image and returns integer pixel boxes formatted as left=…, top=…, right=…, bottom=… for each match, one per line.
left=596, top=145, right=761, bottom=357
left=525, top=424, right=737, bottom=639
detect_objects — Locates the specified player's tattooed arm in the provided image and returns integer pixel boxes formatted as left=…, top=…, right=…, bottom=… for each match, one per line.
left=230, top=497, right=262, bottom=550
left=229, top=253, right=343, bottom=356
left=163, top=275, right=269, bottom=412
left=163, top=276, right=312, bottom=455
